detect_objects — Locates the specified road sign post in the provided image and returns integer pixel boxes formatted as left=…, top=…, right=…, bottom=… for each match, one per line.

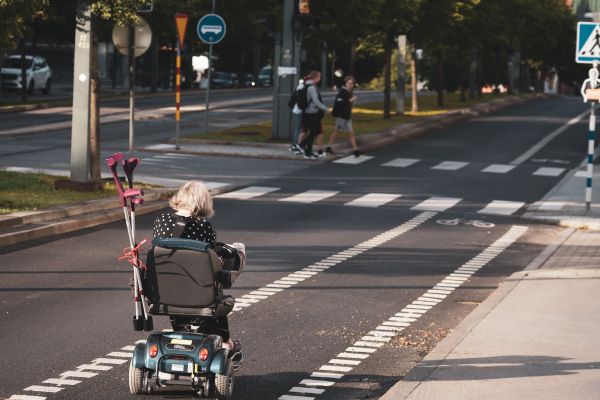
left=112, top=16, right=152, bottom=155
left=197, top=9, right=226, bottom=135
left=175, top=13, right=189, bottom=150
left=577, top=22, right=600, bottom=210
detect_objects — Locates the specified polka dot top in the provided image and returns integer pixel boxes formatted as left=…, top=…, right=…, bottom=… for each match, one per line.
left=153, top=212, right=216, bottom=246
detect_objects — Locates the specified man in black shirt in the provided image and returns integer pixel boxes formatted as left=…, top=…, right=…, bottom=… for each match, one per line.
left=326, top=76, right=361, bottom=157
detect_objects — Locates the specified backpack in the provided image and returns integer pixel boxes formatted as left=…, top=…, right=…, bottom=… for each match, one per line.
left=296, top=83, right=311, bottom=112
left=288, top=91, right=298, bottom=109
left=331, top=92, right=342, bottom=117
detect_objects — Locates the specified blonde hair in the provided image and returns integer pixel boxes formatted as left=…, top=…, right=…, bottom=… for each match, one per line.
left=169, top=181, right=214, bottom=218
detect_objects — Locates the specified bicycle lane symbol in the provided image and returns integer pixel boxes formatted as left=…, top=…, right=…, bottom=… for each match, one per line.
left=436, top=218, right=495, bottom=228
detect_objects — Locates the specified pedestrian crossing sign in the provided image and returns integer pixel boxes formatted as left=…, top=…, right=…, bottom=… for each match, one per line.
left=577, top=22, right=600, bottom=63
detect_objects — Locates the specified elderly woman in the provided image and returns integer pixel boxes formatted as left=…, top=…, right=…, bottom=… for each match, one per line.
left=152, top=180, right=245, bottom=352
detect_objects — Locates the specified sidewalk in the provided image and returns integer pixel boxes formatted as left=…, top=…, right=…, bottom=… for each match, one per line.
left=381, top=229, right=600, bottom=400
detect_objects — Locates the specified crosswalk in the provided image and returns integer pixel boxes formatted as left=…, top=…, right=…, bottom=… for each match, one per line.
left=333, top=155, right=566, bottom=177
left=216, top=185, right=531, bottom=216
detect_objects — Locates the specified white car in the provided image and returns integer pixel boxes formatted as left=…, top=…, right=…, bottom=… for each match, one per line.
left=1, top=55, right=52, bottom=94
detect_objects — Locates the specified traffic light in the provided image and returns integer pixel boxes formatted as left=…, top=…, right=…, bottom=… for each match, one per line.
left=292, top=13, right=320, bottom=33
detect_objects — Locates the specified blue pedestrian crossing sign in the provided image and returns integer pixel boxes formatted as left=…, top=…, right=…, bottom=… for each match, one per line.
left=197, top=14, right=226, bottom=45
left=577, top=22, right=600, bottom=64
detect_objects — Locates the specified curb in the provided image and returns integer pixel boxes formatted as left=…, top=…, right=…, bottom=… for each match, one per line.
left=379, top=226, right=575, bottom=400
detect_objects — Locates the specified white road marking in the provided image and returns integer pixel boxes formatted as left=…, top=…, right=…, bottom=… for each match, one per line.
left=344, top=193, right=401, bottom=208
left=279, top=190, right=339, bottom=203
left=510, top=109, right=589, bottom=165
left=381, top=158, right=420, bottom=168
left=533, top=167, right=565, bottom=177
left=478, top=200, right=525, bottom=215
left=333, top=155, right=374, bottom=165
left=9, top=396, right=47, bottom=400
left=481, top=164, right=515, bottom=174
left=411, top=197, right=461, bottom=212
left=290, top=387, right=325, bottom=394
left=278, top=225, right=527, bottom=400
left=24, top=386, right=62, bottom=393
left=106, top=352, right=133, bottom=358
left=60, top=371, right=97, bottom=379
left=431, top=161, right=469, bottom=171
left=538, top=201, right=566, bottom=211
left=92, top=357, right=128, bottom=365
left=217, top=186, right=280, bottom=200
left=42, top=378, right=80, bottom=386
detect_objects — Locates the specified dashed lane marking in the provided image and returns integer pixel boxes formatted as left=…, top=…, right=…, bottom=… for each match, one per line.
left=5, top=213, right=436, bottom=400
left=277, top=225, right=528, bottom=400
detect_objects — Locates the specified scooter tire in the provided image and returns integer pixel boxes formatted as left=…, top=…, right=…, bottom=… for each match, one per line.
left=214, top=362, right=234, bottom=400
left=128, top=359, right=144, bottom=394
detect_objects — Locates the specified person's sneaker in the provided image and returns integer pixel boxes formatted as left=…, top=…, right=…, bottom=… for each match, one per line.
left=288, top=145, right=297, bottom=152
left=325, top=146, right=335, bottom=155
left=353, top=149, right=362, bottom=157
left=304, top=153, right=319, bottom=160
left=317, top=149, right=324, bottom=157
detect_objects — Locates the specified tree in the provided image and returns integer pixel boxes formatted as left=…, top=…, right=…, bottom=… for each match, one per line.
left=0, top=0, right=49, bottom=56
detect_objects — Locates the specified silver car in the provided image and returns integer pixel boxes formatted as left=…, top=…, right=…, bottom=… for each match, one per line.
left=1, top=55, right=52, bottom=94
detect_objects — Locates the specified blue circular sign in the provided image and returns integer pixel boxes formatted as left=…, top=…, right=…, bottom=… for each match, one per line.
left=197, top=14, right=226, bottom=45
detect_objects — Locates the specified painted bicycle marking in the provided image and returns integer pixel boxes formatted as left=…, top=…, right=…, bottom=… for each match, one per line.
left=436, top=218, right=495, bottom=228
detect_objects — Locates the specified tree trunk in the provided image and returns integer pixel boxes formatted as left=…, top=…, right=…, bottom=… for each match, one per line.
left=411, top=44, right=418, bottom=113
left=89, top=21, right=101, bottom=186
left=383, top=40, right=392, bottom=119
left=436, top=51, right=444, bottom=107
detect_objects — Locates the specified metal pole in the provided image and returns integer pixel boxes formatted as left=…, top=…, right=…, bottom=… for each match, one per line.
left=128, top=24, right=136, bottom=155
left=587, top=102, right=595, bottom=210
left=204, top=44, right=212, bottom=135
left=175, top=43, right=181, bottom=149
left=203, top=0, right=216, bottom=135
left=396, top=35, right=406, bottom=115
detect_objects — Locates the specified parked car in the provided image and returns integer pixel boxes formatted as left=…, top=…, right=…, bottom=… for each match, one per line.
left=1, top=55, right=52, bottom=94
left=257, top=65, right=273, bottom=87
left=211, top=71, right=237, bottom=88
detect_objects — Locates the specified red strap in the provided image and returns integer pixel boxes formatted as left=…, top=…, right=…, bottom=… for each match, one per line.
left=118, top=238, right=148, bottom=270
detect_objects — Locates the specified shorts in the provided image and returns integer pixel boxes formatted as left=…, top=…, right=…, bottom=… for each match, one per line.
left=335, top=118, right=353, bottom=133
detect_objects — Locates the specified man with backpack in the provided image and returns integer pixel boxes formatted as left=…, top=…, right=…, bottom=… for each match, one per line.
left=297, top=70, right=329, bottom=160
left=325, top=75, right=361, bottom=157
left=288, top=77, right=307, bottom=155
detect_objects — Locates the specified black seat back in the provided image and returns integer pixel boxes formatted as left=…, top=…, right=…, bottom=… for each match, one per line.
left=144, top=238, right=222, bottom=311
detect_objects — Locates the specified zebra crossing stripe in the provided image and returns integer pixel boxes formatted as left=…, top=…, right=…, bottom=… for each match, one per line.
left=344, top=193, right=401, bottom=208
left=333, top=155, right=374, bottom=165
left=533, top=167, right=565, bottom=177
left=478, top=200, right=525, bottom=215
left=411, top=197, right=461, bottom=212
left=9, top=396, right=47, bottom=400
left=381, top=158, right=420, bottom=168
left=482, top=164, right=515, bottom=174
left=24, top=386, right=62, bottom=393
left=217, top=186, right=280, bottom=200
left=279, top=190, right=339, bottom=203
left=431, top=161, right=468, bottom=170
left=277, top=225, right=527, bottom=400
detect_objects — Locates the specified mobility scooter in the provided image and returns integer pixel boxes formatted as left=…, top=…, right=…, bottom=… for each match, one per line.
left=129, top=237, right=243, bottom=399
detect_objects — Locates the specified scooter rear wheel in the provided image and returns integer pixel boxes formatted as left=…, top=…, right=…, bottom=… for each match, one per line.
left=128, top=359, right=144, bottom=394
left=214, top=362, right=234, bottom=400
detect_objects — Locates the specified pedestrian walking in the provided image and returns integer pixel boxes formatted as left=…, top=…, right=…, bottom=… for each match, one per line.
left=297, top=70, right=329, bottom=160
left=326, top=75, right=361, bottom=157
left=288, top=78, right=306, bottom=155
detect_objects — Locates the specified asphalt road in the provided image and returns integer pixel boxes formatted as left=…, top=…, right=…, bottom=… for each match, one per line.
left=0, top=95, right=590, bottom=400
